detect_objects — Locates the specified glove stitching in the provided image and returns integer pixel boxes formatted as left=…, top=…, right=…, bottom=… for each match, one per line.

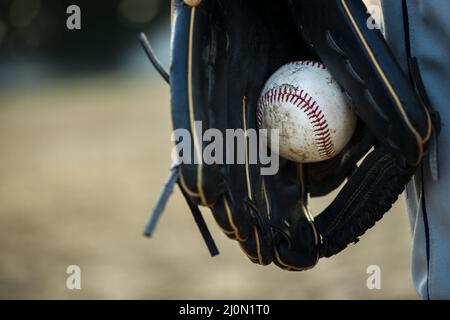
left=323, top=154, right=392, bottom=235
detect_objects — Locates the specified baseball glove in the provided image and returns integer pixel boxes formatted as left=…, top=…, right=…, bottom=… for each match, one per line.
left=143, top=0, right=437, bottom=271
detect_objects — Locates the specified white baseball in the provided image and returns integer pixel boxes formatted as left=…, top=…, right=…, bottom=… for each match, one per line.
left=257, top=61, right=357, bottom=163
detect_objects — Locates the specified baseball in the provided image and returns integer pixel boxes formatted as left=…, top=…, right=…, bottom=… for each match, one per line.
left=257, top=61, right=357, bottom=163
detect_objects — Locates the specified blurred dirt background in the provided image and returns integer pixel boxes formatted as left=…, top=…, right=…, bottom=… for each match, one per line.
left=0, top=0, right=418, bottom=300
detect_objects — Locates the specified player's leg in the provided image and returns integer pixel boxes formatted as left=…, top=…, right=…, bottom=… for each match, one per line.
left=382, top=0, right=450, bottom=299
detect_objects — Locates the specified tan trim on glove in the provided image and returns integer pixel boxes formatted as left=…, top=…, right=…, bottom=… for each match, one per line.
left=224, top=197, right=248, bottom=242
left=242, top=96, right=253, bottom=200
left=340, top=0, right=432, bottom=165
left=186, top=7, right=210, bottom=206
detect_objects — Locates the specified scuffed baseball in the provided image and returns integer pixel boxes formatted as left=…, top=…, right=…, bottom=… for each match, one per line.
left=257, top=61, right=357, bottom=163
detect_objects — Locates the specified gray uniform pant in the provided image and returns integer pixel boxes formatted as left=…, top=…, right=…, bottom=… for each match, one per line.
left=382, top=0, right=450, bottom=299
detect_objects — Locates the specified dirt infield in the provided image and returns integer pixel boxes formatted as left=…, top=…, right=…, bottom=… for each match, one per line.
left=0, top=75, right=416, bottom=299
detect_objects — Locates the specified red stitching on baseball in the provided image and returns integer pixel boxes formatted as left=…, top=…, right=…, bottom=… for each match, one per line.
left=257, top=83, right=335, bottom=160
